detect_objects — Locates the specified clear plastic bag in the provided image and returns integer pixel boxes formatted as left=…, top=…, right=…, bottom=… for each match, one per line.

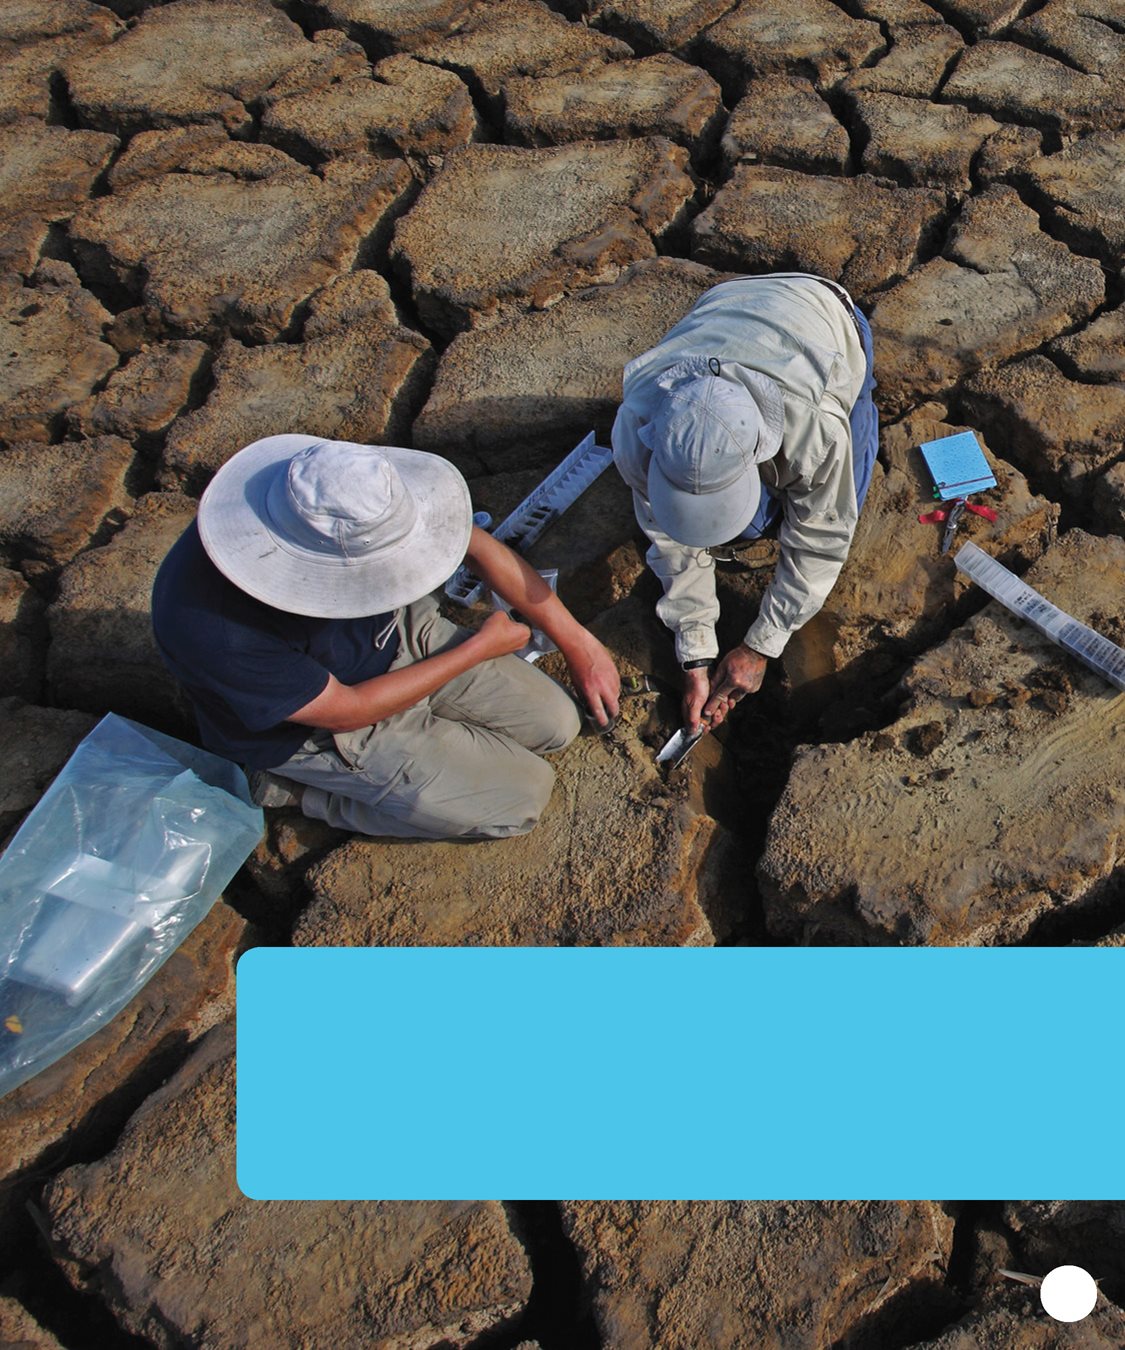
left=0, top=714, right=263, bottom=1097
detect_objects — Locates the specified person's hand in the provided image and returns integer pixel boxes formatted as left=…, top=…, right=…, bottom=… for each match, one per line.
left=682, top=666, right=711, bottom=735
left=702, top=643, right=767, bottom=727
left=563, top=633, right=621, bottom=728
left=474, top=609, right=532, bottom=659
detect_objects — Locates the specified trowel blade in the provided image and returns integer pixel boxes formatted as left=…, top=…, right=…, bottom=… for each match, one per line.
left=656, top=725, right=705, bottom=768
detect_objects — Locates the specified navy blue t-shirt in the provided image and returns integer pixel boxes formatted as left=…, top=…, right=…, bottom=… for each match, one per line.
left=151, top=522, right=400, bottom=768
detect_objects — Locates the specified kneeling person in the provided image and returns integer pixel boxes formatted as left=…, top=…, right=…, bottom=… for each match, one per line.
left=613, top=272, right=878, bottom=734
left=152, top=435, right=620, bottom=840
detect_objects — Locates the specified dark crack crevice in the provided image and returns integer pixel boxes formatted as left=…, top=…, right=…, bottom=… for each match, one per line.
left=1010, top=285, right=1114, bottom=360
left=249, top=125, right=324, bottom=175
left=674, top=92, right=733, bottom=187
left=0, top=1030, right=202, bottom=1277
left=932, top=40, right=970, bottom=102
left=465, top=1202, right=601, bottom=1350
left=1019, top=285, right=1125, bottom=388
left=877, top=399, right=955, bottom=452
left=385, top=341, right=439, bottom=448
left=913, top=194, right=963, bottom=267
left=935, top=164, right=1114, bottom=300
left=46, top=69, right=83, bottom=131
left=238, top=96, right=267, bottom=147
left=94, top=0, right=159, bottom=19
left=65, top=234, right=148, bottom=321
left=966, top=138, right=1001, bottom=198
left=916, top=0, right=981, bottom=45
left=823, top=85, right=869, bottom=178
left=1016, top=868, right=1125, bottom=946
left=589, top=0, right=741, bottom=63
left=831, top=1281, right=969, bottom=1349
left=820, top=0, right=887, bottom=46
left=991, top=26, right=1097, bottom=76
left=411, top=55, right=508, bottom=146
left=352, top=171, right=424, bottom=276
left=585, top=12, right=668, bottom=60
left=947, top=385, right=1102, bottom=532
left=651, top=175, right=709, bottom=262
left=1082, top=10, right=1125, bottom=37
left=2, top=1232, right=153, bottom=1350
left=1000, top=176, right=1122, bottom=275
left=276, top=0, right=320, bottom=42
left=290, top=0, right=398, bottom=62
left=381, top=242, right=450, bottom=361
left=932, top=81, right=1073, bottom=143
left=1048, top=341, right=1125, bottom=388
left=1001, top=1210, right=1125, bottom=1313
left=539, top=0, right=597, bottom=22
left=945, top=1201, right=984, bottom=1294
left=1010, top=0, right=1054, bottom=20
left=33, top=1219, right=190, bottom=1350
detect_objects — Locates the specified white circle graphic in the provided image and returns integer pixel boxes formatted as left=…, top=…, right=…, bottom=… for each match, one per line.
left=1040, top=1265, right=1097, bottom=1323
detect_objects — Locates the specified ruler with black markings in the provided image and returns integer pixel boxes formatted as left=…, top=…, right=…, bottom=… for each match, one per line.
left=445, top=432, right=614, bottom=606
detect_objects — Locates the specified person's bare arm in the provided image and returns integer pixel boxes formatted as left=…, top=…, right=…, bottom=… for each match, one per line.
left=287, top=609, right=531, bottom=733
left=464, top=526, right=621, bottom=726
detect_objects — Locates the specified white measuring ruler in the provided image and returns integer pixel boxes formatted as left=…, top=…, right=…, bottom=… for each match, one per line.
left=954, top=541, right=1125, bottom=691
left=445, top=431, right=614, bottom=605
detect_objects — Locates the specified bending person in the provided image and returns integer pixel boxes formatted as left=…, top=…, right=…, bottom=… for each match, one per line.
left=152, top=435, right=620, bottom=839
left=612, top=272, right=878, bottom=733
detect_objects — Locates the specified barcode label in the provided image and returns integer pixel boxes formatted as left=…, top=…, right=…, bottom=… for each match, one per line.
left=1018, top=594, right=1056, bottom=623
left=1058, top=622, right=1125, bottom=685
left=955, top=542, right=1125, bottom=691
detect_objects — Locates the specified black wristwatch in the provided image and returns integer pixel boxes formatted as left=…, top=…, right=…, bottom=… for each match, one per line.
left=681, top=658, right=713, bottom=671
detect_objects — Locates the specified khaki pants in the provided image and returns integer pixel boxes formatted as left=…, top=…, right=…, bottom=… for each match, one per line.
left=269, top=593, right=582, bottom=839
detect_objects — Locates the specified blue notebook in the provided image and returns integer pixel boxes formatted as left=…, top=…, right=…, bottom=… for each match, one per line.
left=918, top=431, right=997, bottom=501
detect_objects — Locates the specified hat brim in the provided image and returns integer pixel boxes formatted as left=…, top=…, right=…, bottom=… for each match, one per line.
left=647, top=455, right=761, bottom=549
left=197, top=435, right=473, bottom=617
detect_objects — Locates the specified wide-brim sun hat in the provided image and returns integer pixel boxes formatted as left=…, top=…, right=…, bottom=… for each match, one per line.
left=197, top=434, right=473, bottom=617
left=644, top=371, right=777, bottom=548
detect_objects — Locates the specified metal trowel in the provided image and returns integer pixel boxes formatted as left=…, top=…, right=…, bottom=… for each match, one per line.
left=655, top=723, right=706, bottom=769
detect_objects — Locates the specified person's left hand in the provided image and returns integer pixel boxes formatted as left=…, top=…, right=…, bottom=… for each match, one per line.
left=563, top=633, right=621, bottom=728
left=702, top=643, right=767, bottom=727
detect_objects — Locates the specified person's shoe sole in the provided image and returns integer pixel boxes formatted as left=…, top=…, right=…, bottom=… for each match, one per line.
left=247, top=769, right=302, bottom=810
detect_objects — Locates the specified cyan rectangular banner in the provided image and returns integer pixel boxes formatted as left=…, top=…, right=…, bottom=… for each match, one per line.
left=236, top=947, right=1123, bottom=1200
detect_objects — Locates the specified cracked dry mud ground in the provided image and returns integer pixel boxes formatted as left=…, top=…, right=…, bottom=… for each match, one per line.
left=2, top=0, right=1124, bottom=1346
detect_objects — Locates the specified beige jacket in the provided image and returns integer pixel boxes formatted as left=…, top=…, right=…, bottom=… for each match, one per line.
left=612, top=273, right=866, bottom=662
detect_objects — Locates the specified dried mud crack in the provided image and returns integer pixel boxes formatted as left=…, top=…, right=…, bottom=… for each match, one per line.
left=3, top=0, right=1125, bottom=1344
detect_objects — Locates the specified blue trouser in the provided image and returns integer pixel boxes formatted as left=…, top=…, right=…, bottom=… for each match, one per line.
left=737, top=306, right=878, bottom=540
